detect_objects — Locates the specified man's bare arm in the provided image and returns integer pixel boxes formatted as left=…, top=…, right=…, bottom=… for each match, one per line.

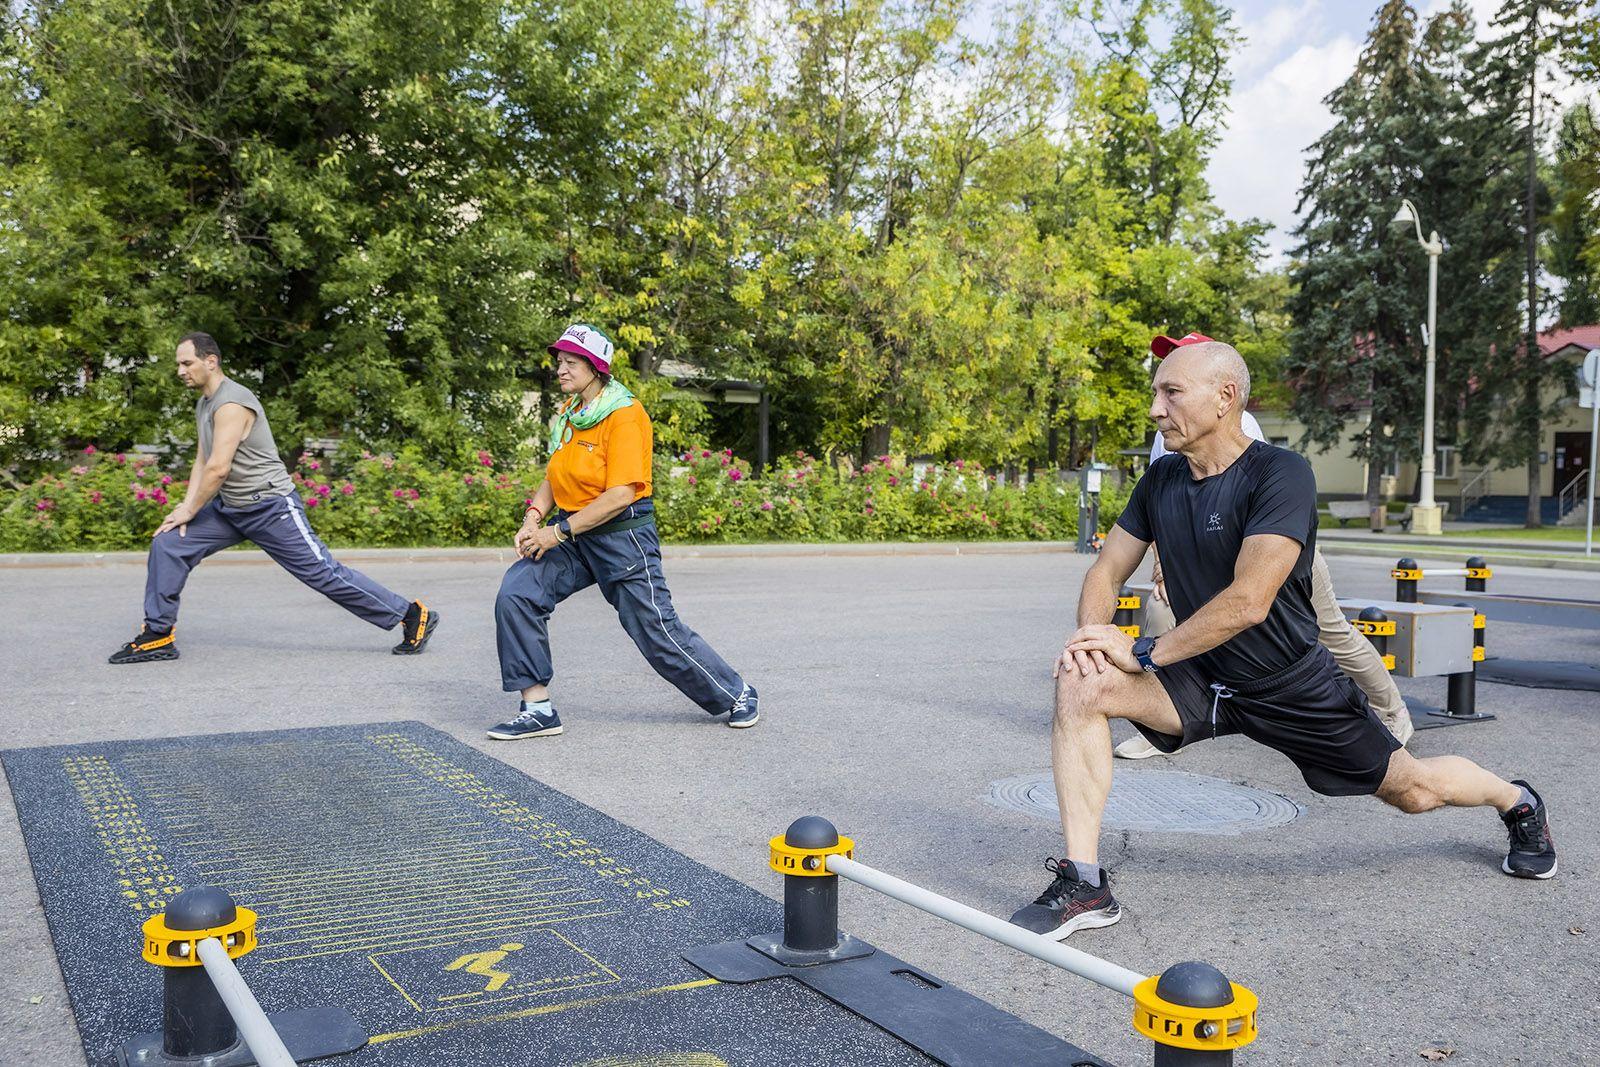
left=154, top=404, right=253, bottom=535
left=1149, top=533, right=1301, bottom=667
left=1057, top=525, right=1150, bottom=677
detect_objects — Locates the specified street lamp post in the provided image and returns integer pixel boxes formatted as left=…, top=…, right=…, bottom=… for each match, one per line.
left=1391, top=199, right=1445, bottom=536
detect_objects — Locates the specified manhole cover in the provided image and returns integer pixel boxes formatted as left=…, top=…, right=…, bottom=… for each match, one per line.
left=987, top=770, right=1301, bottom=835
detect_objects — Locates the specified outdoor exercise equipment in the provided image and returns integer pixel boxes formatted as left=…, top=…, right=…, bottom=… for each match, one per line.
left=687, top=817, right=1259, bottom=1066
left=117, top=886, right=366, bottom=1066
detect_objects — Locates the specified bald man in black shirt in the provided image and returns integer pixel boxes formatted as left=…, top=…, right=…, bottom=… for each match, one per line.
left=1010, top=340, right=1556, bottom=943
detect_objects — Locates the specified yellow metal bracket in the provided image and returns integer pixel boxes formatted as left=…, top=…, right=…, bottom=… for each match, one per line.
left=1133, top=976, right=1258, bottom=1052
left=769, top=835, right=854, bottom=877
left=1116, top=595, right=1141, bottom=610
left=1118, top=625, right=1141, bottom=638
left=1352, top=619, right=1396, bottom=637
left=142, top=907, right=258, bottom=968
left=1381, top=653, right=1396, bottom=671
left=1473, top=646, right=1486, bottom=662
left=1472, top=614, right=1486, bottom=629
left=1390, top=568, right=1422, bottom=581
left=1466, top=567, right=1492, bottom=580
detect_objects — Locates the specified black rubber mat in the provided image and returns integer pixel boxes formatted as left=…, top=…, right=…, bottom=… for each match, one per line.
left=2, top=723, right=1100, bottom=1067
left=1478, top=657, right=1600, bottom=692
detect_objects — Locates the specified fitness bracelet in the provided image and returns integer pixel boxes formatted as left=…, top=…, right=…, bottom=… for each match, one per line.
left=556, top=518, right=573, bottom=542
left=1133, top=636, right=1160, bottom=674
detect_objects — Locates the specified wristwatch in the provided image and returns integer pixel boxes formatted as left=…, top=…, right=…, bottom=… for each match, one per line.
left=1132, top=636, right=1160, bottom=674
left=555, top=518, right=573, bottom=542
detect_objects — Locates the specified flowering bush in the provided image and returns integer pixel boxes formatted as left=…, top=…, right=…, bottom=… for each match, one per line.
left=0, top=447, right=1123, bottom=550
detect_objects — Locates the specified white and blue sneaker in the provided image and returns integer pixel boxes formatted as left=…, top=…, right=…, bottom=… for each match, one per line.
left=726, top=684, right=759, bottom=729
left=487, top=701, right=564, bottom=740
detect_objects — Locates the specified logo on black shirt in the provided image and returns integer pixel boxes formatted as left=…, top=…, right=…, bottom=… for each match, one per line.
left=1206, top=512, right=1224, bottom=532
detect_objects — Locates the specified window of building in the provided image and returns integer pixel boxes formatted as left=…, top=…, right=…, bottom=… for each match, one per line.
left=1436, top=446, right=1457, bottom=480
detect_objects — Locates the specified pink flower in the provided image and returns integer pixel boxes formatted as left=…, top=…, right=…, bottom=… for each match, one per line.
left=160, top=475, right=173, bottom=485
left=393, top=489, right=406, bottom=500
left=361, top=450, right=374, bottom=460
left=463, top=474, right=476, bottom=485
left=887, top=475, right=899, bottom=486
left=863, top=462, right=876, bottom=474
left=720, top=455, right=730, bottom=466
left=760, top=501, right=774, bottom=511
left=89, top=490, right=103, bottom=503
left=687, top=476, right=697, bottom=486
left=306, top=460, right=321, bottom=471
left=477, top=451, right=494, bottom=467
left=135, top=490, right=148, bottom=501
left=723, top=448, right=732, bottom=456
left=408, top=488, right=420, bottom=500
left=115, top=453, right=126, bottom=464
left=316, top=484, right=331, bottom=497
left=83, top=445, right=97, bottom=455
left=864, top=505, right=875, bottom=514
left=341, top=483, right=355, bottom=495
left=954, top=459, right=965, bottom=470
left=727, top=469, right=742, bottom=481
left=305, top=496, right=319, bottom=508
left=732, top=499, right=743, bottom=507
left=152, top=489, right=168, bottom=505
left=35, top=499, right=54, bottom=511
left=406, top=500, right=416, bottom=510
left=701, top=450, right=711, bottom=458
left=381, top=457, right=395, bottom=470
left=70, top=465, right=88, bottom=475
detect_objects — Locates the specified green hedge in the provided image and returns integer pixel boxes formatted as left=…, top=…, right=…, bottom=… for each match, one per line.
left=0, top=447, right=1127, bottom=551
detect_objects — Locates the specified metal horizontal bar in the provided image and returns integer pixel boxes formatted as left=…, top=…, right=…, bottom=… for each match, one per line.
left=196, top=937, right=298, bottom=1067
left=826, top=855, right=1146, bottom=997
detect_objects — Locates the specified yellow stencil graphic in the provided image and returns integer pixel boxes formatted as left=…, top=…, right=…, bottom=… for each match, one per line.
left=369, top=927, right=620, bottom=1012
left=444, top=942, right=523, bottom=993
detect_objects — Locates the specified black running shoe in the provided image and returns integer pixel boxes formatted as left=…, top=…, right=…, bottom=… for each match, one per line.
left=1501, top=780, right=1557, bottom=880
left=726, top=684, right=759, bottom=728
left=392, top=601, right=439, bottom=655
left=487, top=702, right=563, bottom=740
left=1008, top=858, right=1121, bottom=940
left=108, top=625, right=179, bottom=664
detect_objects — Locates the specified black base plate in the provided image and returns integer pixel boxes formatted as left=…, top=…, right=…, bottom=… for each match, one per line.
left=684, top=935, right=1113, bottom=1067
left=116, top=1006, right=367, bottom=1066
left=1407, top=703, right=1497, bottom=731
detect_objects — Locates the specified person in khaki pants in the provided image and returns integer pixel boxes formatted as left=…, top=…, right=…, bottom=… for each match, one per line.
left=1115, top=332, right=1412, bottom=759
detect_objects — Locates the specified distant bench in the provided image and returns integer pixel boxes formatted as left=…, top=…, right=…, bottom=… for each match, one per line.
left=1325, top=500, right=1369, bottom=526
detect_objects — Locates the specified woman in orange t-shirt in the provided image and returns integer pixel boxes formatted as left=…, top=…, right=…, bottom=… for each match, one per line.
left=488, top=323, right=758, bottom=739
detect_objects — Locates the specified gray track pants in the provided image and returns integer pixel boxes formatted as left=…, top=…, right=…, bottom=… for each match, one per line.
left=143, top=494, right=410, bottom=631
left=494, top=499, right=746, bottom=714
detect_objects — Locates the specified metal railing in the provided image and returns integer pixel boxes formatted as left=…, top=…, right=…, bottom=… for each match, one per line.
left=1457, top=466, right=1492, bottom=518
left=1557, top=469, right=1589, bottom=524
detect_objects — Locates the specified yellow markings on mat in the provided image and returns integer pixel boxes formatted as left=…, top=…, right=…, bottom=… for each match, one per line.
left=575, top=1056, right=730, bottom=1067
left=369, top=927, right=622, bottom=1013
left=367, top=977, right=721, bottom=1045
left=63, top=755, right=181, bottom=913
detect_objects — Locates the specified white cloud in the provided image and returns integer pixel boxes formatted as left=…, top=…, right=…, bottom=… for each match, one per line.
left=1207, top=34, right=1363, bottom=262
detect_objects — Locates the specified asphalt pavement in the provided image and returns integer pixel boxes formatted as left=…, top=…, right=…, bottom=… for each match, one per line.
left=1, top=546, right=1595, bottom=1066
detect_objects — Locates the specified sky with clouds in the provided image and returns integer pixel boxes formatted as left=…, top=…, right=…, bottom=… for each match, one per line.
left=1211, top=0, right=1589, bottom=262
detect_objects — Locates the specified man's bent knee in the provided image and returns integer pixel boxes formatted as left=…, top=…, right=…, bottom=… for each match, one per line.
left=1377, top=755, right=1442, bottom=813
left=1053, top=669, right=1117, bottom=731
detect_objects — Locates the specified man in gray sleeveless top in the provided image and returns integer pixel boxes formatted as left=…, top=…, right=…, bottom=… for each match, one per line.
left=109, top=333, right=440, bottom=663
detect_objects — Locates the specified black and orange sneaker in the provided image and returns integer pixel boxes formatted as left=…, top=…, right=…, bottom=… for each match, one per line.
left=1008, top=858, right=1121, bottom=941
left=108, top=625, right=179, bottom=664
left=391, top=601, right=439, bottom=655
left=1501, top=780, right=1557, bottom=880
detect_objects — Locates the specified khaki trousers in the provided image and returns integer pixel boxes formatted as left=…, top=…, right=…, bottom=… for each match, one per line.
left=1142, top=548, right=1412, bottom=738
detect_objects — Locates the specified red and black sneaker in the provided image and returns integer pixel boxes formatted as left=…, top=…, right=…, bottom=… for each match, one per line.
left=1501, top=780, right=1557, bottom=880
left=1008, top=857, right=1121, bottom=941
left=391, top=601, right=439, bottom=655
left=108, top=625, right=179, bottom=664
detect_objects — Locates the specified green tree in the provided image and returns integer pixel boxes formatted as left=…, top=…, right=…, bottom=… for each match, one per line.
left=1548, top=103, right=1600, bottom=326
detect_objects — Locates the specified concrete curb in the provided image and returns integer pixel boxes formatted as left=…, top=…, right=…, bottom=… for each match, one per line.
left=0, top=541, right=1080, bottom=569
left=1316, top=540, right=1600, bottom=571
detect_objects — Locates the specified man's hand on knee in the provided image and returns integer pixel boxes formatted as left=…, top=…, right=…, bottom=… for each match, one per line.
left=1064, top=624, right=1139, bottom=675
left=1055, top=624, right=1114, bottom=679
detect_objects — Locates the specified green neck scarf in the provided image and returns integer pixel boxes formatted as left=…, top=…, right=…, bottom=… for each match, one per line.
left=548, top=379, right=635, bottom=454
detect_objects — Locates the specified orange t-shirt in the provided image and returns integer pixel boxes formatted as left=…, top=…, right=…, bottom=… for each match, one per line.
left=546, top=401, right=653, bottom=512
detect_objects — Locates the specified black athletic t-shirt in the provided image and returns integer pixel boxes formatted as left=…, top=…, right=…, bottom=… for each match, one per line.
left=1116, top=440, right=1319, bottom=684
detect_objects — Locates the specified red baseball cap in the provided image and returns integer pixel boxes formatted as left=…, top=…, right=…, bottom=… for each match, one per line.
left=1150, top=332, right=1214, bottom=359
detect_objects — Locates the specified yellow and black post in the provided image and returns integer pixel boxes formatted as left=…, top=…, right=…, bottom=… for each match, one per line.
left=769, top=816, right=855, bottom=961
left=1465, top=556, right=1491, bottom=593
left=1115, top=588, right=1142, bottom=639
left=141, top=886, right=258, bottom=1058
left=1392, top=558, right=1421, bottom=603
left=1133, top=961, right=1258, bottom=1064
left=1354, top=607, right=1396, bottom=672
left=1444, top=602, right=1487, bottom=718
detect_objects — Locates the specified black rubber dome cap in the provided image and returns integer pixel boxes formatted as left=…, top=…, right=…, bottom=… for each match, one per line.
left=785, top=816, right=839, bottom=849
left=1358, top=605, right=1388, bottom=621
left=164, top=886, right=237, bottom=931
left=1155, top=961, right=1234, bottom=1008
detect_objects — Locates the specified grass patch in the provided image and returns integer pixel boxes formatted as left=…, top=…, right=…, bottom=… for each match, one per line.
left=1443, top=525, right=1591, bottom=541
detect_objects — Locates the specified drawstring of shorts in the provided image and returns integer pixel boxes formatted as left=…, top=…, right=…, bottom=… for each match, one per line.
left=1209, top=683, right=1235, bottom=738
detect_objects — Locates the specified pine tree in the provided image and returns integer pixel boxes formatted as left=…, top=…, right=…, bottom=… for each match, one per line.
left=1548, top=104, right=1600, bottom=326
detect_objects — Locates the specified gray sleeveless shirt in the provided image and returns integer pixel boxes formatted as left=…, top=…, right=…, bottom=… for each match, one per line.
left=196, top=379, right=295, bottom=507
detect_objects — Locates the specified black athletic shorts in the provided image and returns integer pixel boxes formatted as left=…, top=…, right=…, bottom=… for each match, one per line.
left=1134, top=645, right=1403, bottom=796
